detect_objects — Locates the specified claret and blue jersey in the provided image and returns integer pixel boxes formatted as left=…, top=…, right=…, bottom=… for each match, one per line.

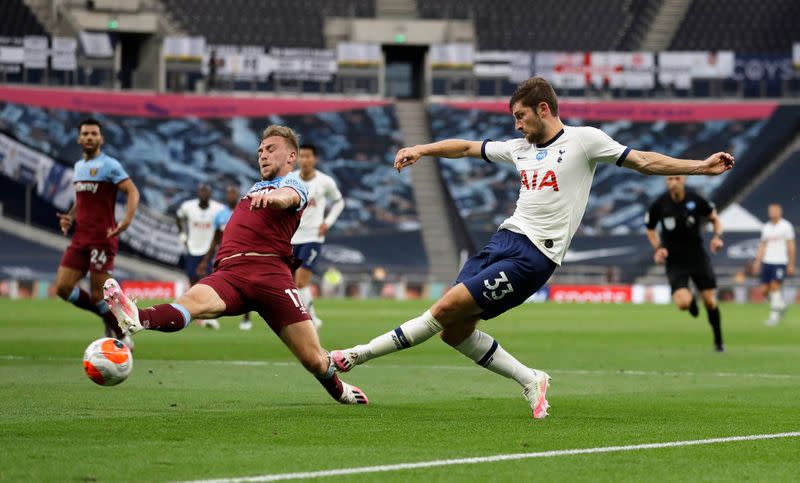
left=71, top=153, right=129, bottom=247
left=214, top=172, right=309, bottom=262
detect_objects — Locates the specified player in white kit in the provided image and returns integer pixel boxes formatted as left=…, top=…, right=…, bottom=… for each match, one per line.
left=754, top=204, right=795, bottom=325
left=331, top=77, right=736, bottom=418
left=291, top=144, right=345, bottom=329
left=176, top=183, right=225, bottom=328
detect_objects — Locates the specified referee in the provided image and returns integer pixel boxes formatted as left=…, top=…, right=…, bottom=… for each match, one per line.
left=645, top=175, right=725, bottom=352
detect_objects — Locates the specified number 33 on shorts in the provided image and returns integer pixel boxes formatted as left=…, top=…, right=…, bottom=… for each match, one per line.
left=483, top=271, right=515, bottom=301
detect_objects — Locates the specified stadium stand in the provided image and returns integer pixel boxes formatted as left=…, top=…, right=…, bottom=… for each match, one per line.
left=161, top=0, right=375, bottom=47
left=0, top=101, right=415, bottom=237
left=739, top=149, right=800, bottom=224
left=669, top=0, right=800, bottom=51
left=427, top=103, right=800, bottom=241
left=0, top=0, right=48, bottom=37
left=418, top=0, right=662, bottom=50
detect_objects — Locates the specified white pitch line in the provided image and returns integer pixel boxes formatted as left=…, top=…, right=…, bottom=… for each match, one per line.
left=1, top=354, right=799, bottom=380
left=178, top=431, right=800, bottom=483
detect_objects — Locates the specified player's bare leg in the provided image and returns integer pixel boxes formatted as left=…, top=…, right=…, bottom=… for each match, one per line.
left=673, top=288, right=698, bottom=317
left=104, top=280, right=225, bottom=335
left=332, top=283, right=551, bottom=418
left=295, top=267, right=322, bottom=329
left=279, top=321, right=367, bottom=405
left=56, top=266, right=126, bottom=341
left=700, top=289, right=724, bottom=352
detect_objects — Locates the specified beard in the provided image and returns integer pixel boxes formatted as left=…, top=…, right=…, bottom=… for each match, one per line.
left=523, top=118, right=547, bottom=144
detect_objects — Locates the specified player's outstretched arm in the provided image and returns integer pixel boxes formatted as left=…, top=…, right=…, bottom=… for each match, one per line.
left=394, top=139, right=483, bottom=172
left=108, top=179, right=140, bottom=237
left=248, top=187, right=300, bottom=210
left=622, top=150, right=735, bottom=176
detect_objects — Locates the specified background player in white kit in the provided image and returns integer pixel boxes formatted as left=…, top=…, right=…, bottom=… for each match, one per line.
left=754, top=203, right=795, bottom=325
left=332, top=77, right=735, bottom=418
left=176, top=183, right=225, bottom=328
left=291, top=144, right=345, bottom=329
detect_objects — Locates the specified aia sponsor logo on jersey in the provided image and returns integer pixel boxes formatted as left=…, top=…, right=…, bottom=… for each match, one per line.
left=75, top=181, right=99, bottom=193
left=520, top=169, right=559, bottom=191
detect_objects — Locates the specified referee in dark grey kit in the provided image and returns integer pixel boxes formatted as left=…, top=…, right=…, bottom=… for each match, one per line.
left=645, top=175, right=725, bottom=352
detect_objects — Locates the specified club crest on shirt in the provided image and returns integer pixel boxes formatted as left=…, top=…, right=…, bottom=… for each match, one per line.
left=536, top=150, right=548, bottom=160
left=89, top=168, right=98, bottom=177
left=663, top=217, right=676, bottom=231
left=686, top=201, right=696, bottom=210
left=557, top=149, right=566, bottom=163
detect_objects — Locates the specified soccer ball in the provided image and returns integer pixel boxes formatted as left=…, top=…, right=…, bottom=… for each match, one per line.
left=83, top=338, right=133, bottom=386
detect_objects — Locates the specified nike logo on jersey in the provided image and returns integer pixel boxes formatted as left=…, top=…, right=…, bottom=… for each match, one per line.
left=74, top=181, right=99, bottom=193
left=520, top=169, right=559, bottom=191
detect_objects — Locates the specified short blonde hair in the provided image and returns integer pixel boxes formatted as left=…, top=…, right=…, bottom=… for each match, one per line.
left=261, top=124, right=300, bottom=152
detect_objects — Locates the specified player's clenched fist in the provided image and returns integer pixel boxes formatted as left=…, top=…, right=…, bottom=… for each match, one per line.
left=654, top=247, right=668, bottom=264
left=394, top=146, right=423, bottom=172
left=703, top=152, right=735, bottom=175
left=57, top=212, right=74, bottom=235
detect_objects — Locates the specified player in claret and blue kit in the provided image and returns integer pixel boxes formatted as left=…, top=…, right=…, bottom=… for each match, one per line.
left=103, top=125, right=367, bottom=405
left=55, top=118, right=140, bottom=348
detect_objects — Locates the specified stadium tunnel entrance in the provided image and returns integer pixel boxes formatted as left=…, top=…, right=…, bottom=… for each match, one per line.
left=383, top=45, right=427, bottom=99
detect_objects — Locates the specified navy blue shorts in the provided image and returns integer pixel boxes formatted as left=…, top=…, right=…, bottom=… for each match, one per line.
left=761, top=263, right=787, bottom=283
left=184, top=254, right=212, bottom=280
left=293, top=242, right=323, bottom=274
left=456, top=229, right=557, bottom=320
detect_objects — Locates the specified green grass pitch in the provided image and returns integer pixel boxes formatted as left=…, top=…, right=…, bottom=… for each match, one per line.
left=1, top=299, right=799, bottom=481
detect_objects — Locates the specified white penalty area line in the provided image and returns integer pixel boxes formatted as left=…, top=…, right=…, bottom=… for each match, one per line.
left=180, top=431, right=800, bottom=483
left=1, top=354, right=799, bottom=380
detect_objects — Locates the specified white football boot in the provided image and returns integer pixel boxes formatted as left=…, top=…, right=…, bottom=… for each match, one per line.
left=202, top=319, right=220, bottom=330
left=522, top=369, right=552, bottom=419
left=103, top=279, right=144, bottom=336
left=239, top=319, right=253, bottom=331
left=330, top=348, right=362, bottom=373
left=338, top=382, right=369, bottom=405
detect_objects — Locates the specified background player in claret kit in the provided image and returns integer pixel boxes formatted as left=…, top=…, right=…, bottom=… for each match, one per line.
left=103, top=125, right=368, bottom=405
left=198, top=184, right=254, bottom=330
left=55, top=118, right=140, bottom=347
left=331, top=77, right=735, bottom=418
left=646, top=176, right=725, bottom=352
left=291, top=144, right=345, bottom=329
left=754, top=203, right=795, bottom=326
left=176, top=183, right=225, bottom=329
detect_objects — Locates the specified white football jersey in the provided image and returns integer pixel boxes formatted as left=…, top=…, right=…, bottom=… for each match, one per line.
left=291, top=170, right=344, bottom=244
left=483, top=126, right=630, bottom=265
left=176, top=199, right=225, bottom=256
left=760, top=218, right=794, bottom=264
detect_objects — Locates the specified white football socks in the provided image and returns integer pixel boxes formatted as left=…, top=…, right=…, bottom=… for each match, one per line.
left=455, top=330, right=536, bottom=386
left=353, top=310, right=442, bottom=362
left=769, top=290, right=785, bottom=311
left=298, top=286, right=321, bottom=322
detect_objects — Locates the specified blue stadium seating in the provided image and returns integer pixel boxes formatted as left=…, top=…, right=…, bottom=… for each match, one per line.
left=419, top=0, right=662, bottom=50
left=0, top=102, right=417, bottom=237
left=0, top=0, right=47, bottom=37
left=670, top=0, right=800, bottom=51
left=740, top=150, right=800, bottom=225
left=162, top=0, right=374, bottom=48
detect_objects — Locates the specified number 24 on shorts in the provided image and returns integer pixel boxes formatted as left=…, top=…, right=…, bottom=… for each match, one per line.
left=483, top=271, right=514, bottom=301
